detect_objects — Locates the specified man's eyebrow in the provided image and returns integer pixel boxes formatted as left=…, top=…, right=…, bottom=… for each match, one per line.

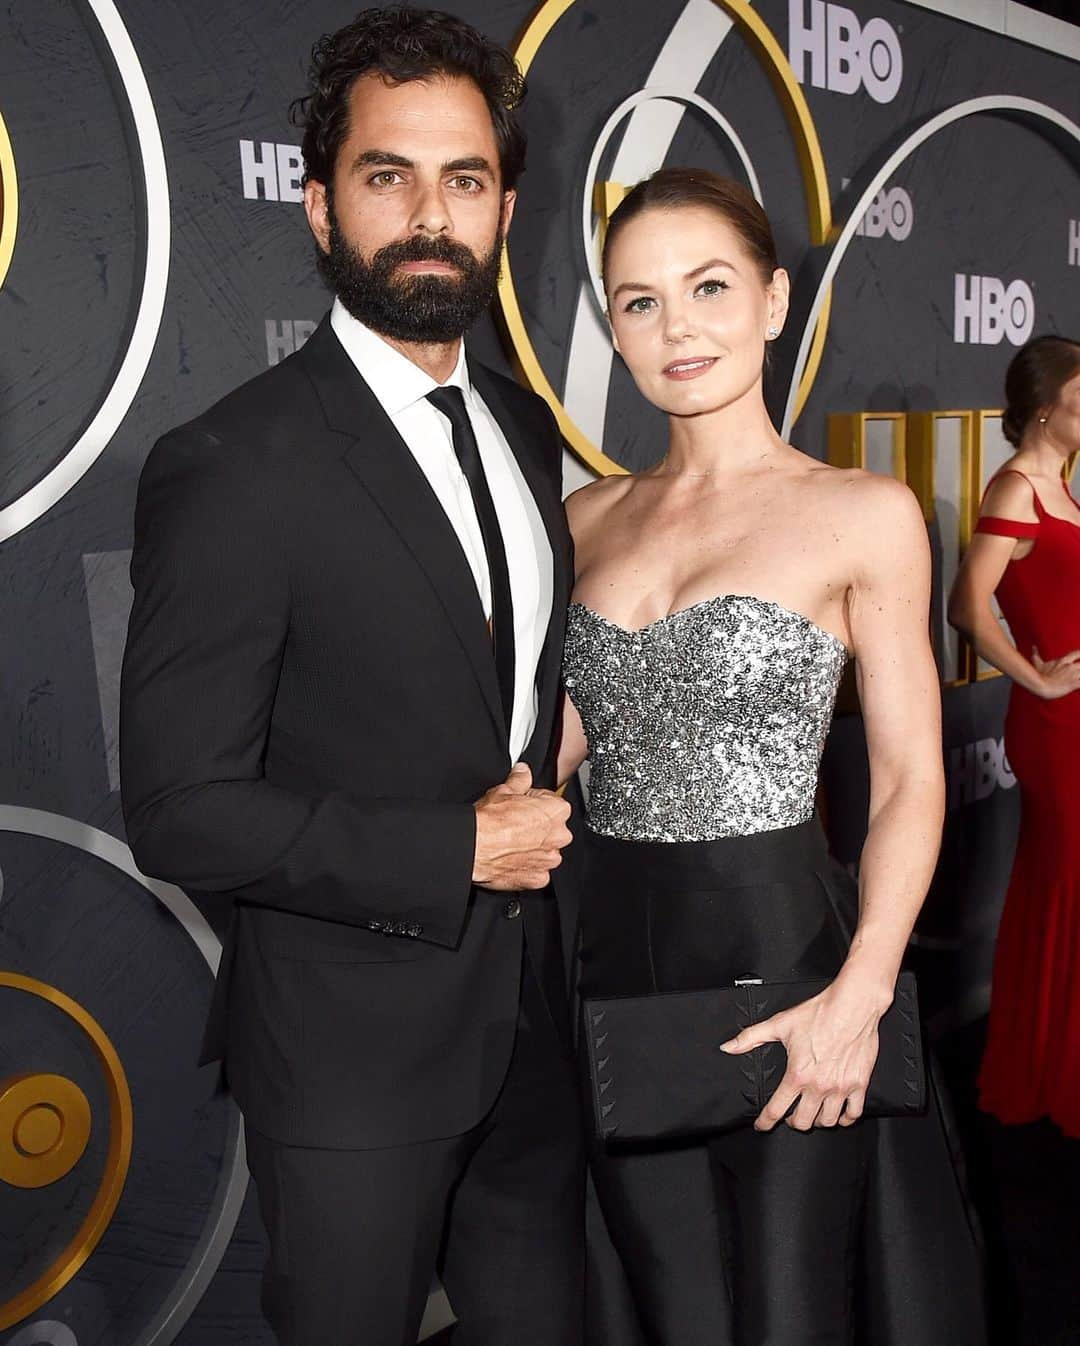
left=442, top=156, right=495, bottom=176
left=349, top=152, right=496, bottom=177
left=351, top=149, right=414, bottom=170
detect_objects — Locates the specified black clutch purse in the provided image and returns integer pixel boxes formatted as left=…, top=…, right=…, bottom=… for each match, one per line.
left=583, top=971, right=925, bottom=1142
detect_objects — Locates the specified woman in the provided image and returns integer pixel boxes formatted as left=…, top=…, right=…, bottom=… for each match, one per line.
left=557, top=169, right=985, bottom=1345
left=948, top=335, right=1080, bottom=1138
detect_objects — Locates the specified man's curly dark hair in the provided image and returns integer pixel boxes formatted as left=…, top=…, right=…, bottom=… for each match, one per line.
left=291, top=7, right=527, bottom=190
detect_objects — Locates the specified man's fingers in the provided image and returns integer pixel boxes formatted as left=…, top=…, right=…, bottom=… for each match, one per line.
left=488, top=854, right=562, bottom=890
left=504, top=762, right=533, bottom=794
left=522, top=847, right=564, bottom=872
left=516, top=852, right=563, bottom=889
left=543, top=823, right=573, bottom=851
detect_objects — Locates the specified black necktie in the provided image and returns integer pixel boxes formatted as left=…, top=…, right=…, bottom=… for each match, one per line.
left=426, top=385, right=516, bottom=736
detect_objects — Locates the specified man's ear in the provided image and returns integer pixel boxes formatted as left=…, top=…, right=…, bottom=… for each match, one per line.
left=304, top=179, right=331, bottom=254
left=500, top=188, right=517, bottom=238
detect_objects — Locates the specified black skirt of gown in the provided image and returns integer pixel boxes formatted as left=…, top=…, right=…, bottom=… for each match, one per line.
left=578, top=818, right=987, bottom=1346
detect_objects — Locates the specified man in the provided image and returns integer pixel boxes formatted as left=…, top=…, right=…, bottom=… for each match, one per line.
left=119, top=9, right=583, bottom=1344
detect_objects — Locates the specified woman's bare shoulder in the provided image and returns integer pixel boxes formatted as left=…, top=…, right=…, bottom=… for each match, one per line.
left=978, top=465, right=1039, bottom=523
left=798, top=458, right=920, bottom=525
left=565, top=473, right=634, bottom=536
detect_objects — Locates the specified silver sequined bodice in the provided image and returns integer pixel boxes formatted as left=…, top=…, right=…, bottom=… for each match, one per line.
left=563, top=595, right=849, bottom=842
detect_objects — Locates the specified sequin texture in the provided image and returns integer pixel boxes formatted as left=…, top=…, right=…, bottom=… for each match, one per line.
left=563, top=595, right=849, bottom=842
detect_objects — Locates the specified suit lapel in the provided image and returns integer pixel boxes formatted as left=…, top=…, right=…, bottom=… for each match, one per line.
left=298, top=321, right=506, bottom=746
left=471, top=365, right=573, bottom=784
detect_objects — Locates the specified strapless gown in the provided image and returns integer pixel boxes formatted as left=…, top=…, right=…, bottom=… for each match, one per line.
left=563, top=595, right=986, bottom=1346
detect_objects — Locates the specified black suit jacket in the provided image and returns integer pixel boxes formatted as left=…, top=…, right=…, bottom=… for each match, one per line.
left=120, top=317, right=574, bottom=1149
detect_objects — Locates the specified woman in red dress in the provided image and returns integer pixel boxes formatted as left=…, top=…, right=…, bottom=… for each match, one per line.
left=949, top=334, right=1080, bottom=1137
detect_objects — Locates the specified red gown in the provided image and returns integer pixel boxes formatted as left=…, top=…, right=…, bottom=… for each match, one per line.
left=975, top=469, right=1080, bottom=1137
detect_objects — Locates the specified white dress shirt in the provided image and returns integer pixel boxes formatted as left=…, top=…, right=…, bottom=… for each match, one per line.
left=330, top=299, right=554, bottom=763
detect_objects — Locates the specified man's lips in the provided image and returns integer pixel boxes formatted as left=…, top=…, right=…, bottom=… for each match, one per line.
left=397, top=260, right=461, bottom=275
left=662, top=356, right=717, bottom=380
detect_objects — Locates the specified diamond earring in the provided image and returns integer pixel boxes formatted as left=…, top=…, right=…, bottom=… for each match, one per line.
left=767, top=326, right=781, bottom=338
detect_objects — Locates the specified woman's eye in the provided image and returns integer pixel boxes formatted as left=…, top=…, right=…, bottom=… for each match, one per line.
left=696, top=279, right=729, bottom=297
left=624, top=296, right=656, bottom=314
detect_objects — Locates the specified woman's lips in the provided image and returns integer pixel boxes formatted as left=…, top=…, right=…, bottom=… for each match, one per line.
left=662, top=357, right=717, bottom=380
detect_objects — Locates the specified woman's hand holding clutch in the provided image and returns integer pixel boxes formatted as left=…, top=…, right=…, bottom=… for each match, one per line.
left=720, top=975, right=893, bottom=1132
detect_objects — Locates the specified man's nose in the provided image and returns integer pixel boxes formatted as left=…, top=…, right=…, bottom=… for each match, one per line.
left=408, top=181, right=452, bottom=235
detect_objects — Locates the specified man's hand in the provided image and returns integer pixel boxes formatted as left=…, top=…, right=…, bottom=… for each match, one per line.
left=473, top=763, right=572, bottom=890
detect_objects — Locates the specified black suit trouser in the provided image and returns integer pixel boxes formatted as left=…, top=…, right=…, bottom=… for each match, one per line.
left=244, top=956, right=585, bottom=1346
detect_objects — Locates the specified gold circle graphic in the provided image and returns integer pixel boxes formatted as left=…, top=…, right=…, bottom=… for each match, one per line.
left=0, top=973, right=133, bottom=1332
left=496, top=0, right=835, bottom=475
left=0, top=106, right=18, bottom=290
left=1, top=1074, right=91, bottom=1187
left=18, top=1104, right=63, bottom=1156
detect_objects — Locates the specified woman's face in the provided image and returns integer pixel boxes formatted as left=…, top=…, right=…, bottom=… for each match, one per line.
left=604, top=205, right=788, bottom=419
left=1044, top=367, right=1080, bottom=455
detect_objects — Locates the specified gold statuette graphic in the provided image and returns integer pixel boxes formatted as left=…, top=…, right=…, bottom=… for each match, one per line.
left=0, top=973, right=133, bottom=1332
left=0, top=104, right=17, bottom=289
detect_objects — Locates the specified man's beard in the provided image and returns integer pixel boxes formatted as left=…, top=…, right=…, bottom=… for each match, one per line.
left=318, top=204, right=504, bottom=344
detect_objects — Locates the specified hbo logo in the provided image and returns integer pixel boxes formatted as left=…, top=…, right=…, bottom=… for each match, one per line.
left=954, top=275, right=1035, bottom=346
left=856, top=186, right=913, bottom=241
left=789, top=0, right=903, bottom=105
left=239, top=140, right=304, bottom=203
left=948, top=737, right=1015, bottom=811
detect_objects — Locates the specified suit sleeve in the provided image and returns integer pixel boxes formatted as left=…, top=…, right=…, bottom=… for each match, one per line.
left=119, top=428, right=475, bottom=947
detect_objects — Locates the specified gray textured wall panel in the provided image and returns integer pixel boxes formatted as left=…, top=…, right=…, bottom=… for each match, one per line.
left=0, top=1, right=1076, bottom=1342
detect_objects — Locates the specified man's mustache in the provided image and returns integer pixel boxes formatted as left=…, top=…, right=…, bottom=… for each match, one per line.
left=374, top=235, right=479, bottom=273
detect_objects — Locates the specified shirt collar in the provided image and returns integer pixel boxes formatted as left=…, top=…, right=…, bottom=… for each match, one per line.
left=330, top=297, right=471, bottom=418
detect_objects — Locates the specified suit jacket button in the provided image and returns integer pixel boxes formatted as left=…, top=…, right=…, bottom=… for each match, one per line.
left=503, top=898, right=522, bottom=920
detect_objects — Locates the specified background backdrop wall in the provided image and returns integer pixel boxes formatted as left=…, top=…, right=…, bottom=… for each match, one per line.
left=0, top=2, right=1077, bottom=1343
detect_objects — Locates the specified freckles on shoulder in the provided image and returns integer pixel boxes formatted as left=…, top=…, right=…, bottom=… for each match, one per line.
left=831, top=470, right=926, bottom=553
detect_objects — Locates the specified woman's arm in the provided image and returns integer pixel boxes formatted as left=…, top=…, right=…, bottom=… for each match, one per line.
left=555, top=691, right=589, bottom=787
left=948, top=475, right=1080, bottom=699
left=948, top=533, right=1045, bottom=692
left=836, top=478, right=942, bottom=1017
left=723, top=478, right=940, bottom=1131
